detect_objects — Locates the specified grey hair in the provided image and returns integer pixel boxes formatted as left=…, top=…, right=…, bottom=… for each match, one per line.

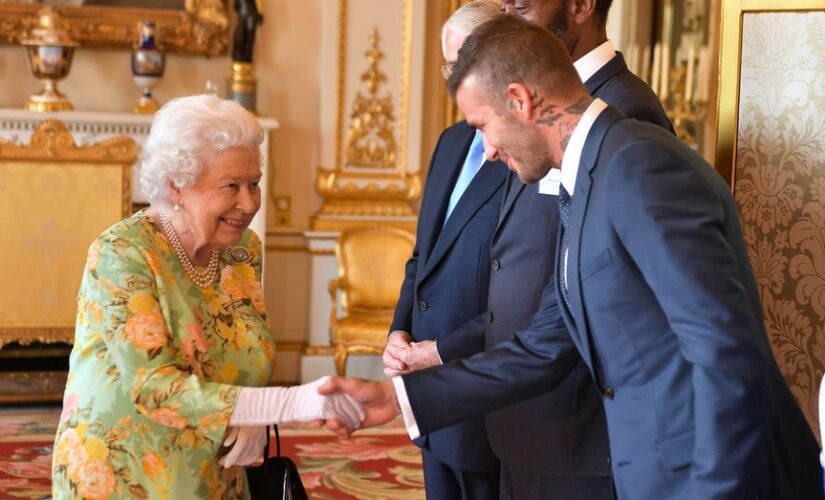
left=139, top=94, right=263, bottom=208
left=441, top=0, right=501, bottom=59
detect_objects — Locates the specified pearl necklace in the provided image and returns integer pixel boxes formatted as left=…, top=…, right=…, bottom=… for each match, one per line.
left=158, top=209, right=220, bottom=288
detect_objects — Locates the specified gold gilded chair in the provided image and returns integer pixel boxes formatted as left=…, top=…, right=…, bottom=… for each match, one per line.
left=0, top=120, right=135, bottom=401
left=328, top=226, right=415, bottom=376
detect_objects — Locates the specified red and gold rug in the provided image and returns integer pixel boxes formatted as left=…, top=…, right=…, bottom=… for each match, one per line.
left=0, top=408, right=424, bottom=499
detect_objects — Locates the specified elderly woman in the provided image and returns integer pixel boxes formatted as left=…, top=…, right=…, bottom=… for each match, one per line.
left=52, top=95, right=362, bottom=499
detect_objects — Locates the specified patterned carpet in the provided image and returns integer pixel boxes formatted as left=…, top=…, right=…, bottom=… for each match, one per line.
left=0, top=408, right=424, bottom=499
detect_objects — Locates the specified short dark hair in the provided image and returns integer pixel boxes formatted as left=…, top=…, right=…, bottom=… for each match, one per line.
left=595, top=0, right=614, bottom=24
left=446, top=15, right=584, bottom=105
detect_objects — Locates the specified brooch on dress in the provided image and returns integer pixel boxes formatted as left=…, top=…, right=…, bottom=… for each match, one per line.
left=228, top=247, right=252, bottom=264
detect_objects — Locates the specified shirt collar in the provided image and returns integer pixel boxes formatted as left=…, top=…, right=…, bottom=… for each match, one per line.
left=573, top=40, right=616, bottom=84
left=560, top=98, right=608, bottom=196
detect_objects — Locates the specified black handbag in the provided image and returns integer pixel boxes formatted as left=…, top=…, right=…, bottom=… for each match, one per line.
left=246, top=425, right=308, bottom=500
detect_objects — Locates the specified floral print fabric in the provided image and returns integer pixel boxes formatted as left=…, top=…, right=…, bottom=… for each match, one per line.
left=52, top=211, right=275, bottom=499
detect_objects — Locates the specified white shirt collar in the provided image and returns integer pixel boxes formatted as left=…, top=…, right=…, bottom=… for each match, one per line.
left=560, top=98, right=608, bottom=196
left=573, top=40, right=616, bottom=85
left=537, top=42, right=615, bottom=196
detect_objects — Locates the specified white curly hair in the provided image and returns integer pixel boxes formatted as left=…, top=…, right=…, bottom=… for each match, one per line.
left=441, top=0, right=501, bottom=59
left=139, top=94, right=263, bottom=208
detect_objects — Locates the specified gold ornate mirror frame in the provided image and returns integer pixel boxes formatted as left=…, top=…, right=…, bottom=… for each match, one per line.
left=0, top=1, right=229, bottom=56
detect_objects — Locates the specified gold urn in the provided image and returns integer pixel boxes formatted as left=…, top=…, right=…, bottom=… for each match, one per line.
left=21, top=7, right=78, bottom=112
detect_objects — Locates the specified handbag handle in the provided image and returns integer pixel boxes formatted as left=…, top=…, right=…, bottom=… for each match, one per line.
left=262, top=425, right=282, bottom=459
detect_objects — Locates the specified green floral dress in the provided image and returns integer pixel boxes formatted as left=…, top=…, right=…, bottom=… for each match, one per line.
left=52, top=211, right=275, bottom=500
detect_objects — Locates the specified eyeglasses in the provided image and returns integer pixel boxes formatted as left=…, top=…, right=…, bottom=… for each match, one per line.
left=441, top=63, right=453, bottom=80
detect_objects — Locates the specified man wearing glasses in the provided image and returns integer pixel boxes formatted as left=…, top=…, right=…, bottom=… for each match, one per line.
left=383, top=1, right=505, bottom=498
left=397, top=1, right=672, bottom=498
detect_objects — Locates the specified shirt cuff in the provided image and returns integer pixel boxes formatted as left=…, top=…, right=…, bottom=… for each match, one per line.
left=392, top=376, right=421, bottom=440
left=435, top=341, right=444, bottom=365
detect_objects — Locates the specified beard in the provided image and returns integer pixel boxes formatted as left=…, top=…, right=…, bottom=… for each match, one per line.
left=546, top=2, right=569, bottom=39
left=503, top=125, right=555, bottom=184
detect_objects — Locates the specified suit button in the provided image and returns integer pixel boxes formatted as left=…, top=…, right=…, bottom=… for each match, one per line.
left=418, top=301, right=428, bottom=311
left=487, top=311, right=494, bottom=323
left=491, top=258, right=501, bottom=271
left=602, top=387, right=615, bottom=400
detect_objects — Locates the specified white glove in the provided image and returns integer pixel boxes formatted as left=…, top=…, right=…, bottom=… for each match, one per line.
left=219, top=426, right=268, bottom=468
left=230, top=377, right=365, bottom=432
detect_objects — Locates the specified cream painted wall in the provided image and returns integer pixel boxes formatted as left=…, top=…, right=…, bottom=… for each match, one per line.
left=0, top=0, right=322, bottom=383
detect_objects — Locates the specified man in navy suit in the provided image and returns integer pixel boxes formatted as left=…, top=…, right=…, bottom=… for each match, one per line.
left=383, top=2, right=505, bottom=498
left=324, top=15, right=823, bottom=499
left=395, top=1, right=671, bottom=497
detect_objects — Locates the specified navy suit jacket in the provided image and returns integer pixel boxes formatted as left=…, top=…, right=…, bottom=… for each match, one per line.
left=390, top=120, right=507, bottom=471
left=438, top=51, right=672, bottom=479
left=402, top=107, right=822, bottom=499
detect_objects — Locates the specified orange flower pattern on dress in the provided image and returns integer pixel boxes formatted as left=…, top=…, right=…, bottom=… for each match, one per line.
left=143, top=452, right=167, bottom=481
left=76, top=460, right=116, bottom=500
left=52, top=211, right=274, bottom=499
left=125, top=309, right=169, bottom=351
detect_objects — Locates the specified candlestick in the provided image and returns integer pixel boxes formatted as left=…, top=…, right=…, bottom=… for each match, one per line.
left=685, top=47, right=695, bottom=104
left=641, top=45, right=651, bottom=84
left=661, top=47, right=671, bottom=100
left=651, top=43, right=662, bottom=96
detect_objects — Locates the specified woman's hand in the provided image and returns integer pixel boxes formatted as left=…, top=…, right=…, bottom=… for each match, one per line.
left=219, top=426, right=268, bottom=468
left=229, top=377, right=365, bottom=431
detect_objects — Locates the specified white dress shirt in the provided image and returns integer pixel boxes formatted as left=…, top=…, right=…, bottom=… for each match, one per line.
left=539, top=39, right=616, bottom=196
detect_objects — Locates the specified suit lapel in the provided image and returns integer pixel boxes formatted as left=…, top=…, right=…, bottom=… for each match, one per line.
left=494, top=172, right=526, bottom=240
left=563, top=106, right=624, bottom=376
left=420, top=161, right=507, bottom=283
left=418, top=126, right=476, bottom=263
left=584, top=52, right=627, bottom=96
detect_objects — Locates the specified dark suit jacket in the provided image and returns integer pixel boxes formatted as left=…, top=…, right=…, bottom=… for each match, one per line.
left=390, top=120, right=507, bottom=471
left=438, top=51, right=673, bottom=479
left=402, top=108, right=822, bottom=499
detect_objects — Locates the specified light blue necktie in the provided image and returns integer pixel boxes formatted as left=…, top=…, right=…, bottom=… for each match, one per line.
left=444, top=130, right=486, bottom=225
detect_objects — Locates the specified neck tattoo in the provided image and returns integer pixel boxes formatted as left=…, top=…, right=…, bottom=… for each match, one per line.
left=158, top=209, right=220, bottom=288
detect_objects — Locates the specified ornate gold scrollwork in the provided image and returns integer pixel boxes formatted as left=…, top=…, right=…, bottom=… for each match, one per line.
left=0, top=1, right=229, bottom=56
left=0, top=120, right=137, bottom=163
left=344, top=28, right=398, bottom=169
left=312, top=8, right=419, bottom=232
left=0, top=120, right=136, bottom=347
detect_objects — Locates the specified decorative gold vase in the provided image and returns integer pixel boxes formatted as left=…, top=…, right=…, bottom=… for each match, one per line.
left=131, top=21, right=165, bottom=114
left=21, top=7, right=77, bottom=112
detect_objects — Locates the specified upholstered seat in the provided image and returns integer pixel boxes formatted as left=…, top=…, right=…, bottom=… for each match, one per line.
left=0, top=120, right=135, bottom=401
left=328, top=226, right=415, bottom=376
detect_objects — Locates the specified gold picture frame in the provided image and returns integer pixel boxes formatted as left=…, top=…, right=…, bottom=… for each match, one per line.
left=714, top=0, right=823, bottom=187
left=715, top=0, right=825, bottom=439
left=0, top=0, right=229, bottom=56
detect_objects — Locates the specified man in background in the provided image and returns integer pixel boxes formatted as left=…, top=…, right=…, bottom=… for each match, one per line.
left=394, top=1, right=672, bottom=497
left=384, top=2, right=505, bottom=498
left=324, top=15, right=823, bottom=499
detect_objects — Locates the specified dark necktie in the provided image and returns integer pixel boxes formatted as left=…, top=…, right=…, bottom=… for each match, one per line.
left=558, top=184, right=571, bottom=306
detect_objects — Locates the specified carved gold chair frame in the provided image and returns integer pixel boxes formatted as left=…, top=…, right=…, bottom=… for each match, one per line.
left=0, top=1, right=229, bottom=56
left=0, top=120, right=136, bottom=350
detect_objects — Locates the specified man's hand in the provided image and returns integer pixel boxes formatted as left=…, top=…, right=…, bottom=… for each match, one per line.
left=317, top=377, right=400, bottom=438
left=383, top=330, right=413, bottom=378
left=399, top=340, right=441, bottom=371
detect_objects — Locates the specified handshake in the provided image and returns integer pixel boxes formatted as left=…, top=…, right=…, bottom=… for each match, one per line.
left=221, top=376, right=361, bottom=467
left=222, top=330, right=438, bottom=468
left=221, top=376, right=400, bottom=467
